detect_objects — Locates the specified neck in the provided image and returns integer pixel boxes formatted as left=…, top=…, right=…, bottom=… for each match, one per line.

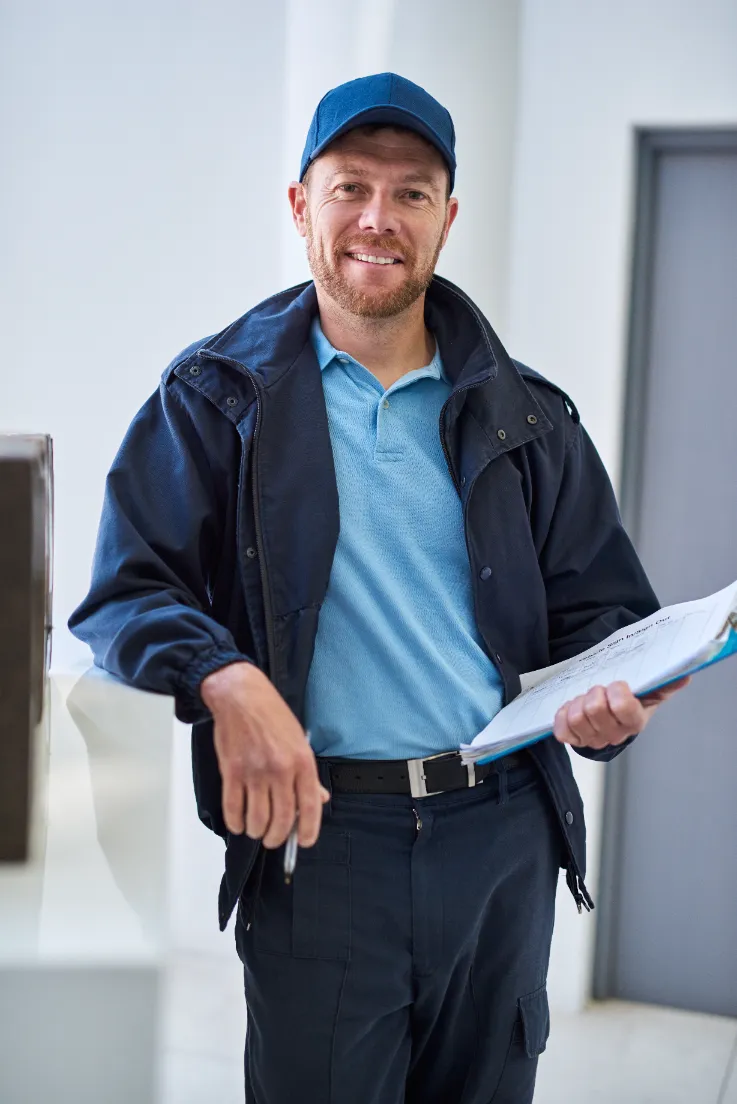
left=315, top=290, right=436, bottom=390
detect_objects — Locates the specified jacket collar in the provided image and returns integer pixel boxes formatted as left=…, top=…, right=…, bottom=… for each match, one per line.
left=197, top=275, right=553, bottom=456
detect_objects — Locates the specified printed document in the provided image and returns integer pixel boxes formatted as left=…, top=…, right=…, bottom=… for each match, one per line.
left=461, top=578, right=737, bottom=765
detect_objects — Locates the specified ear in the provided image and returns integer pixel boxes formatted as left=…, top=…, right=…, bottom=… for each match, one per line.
left=288, top=182, right=308, bottom=238
left=440, top=197, right=459, bottom=250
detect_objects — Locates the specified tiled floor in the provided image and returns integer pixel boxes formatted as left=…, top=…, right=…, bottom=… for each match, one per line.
left=535, top=1001, right=737, bottom=1104
left=161, top=953, right=737, bottom=1103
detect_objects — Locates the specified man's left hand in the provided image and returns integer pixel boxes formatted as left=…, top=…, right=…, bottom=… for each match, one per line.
left=553, top=676, right=692, bottom=750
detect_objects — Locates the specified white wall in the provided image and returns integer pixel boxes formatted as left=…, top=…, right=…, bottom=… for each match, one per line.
left=508, top=0, right=737, bottom=1011
left=0, top=0, right=287, bottom=674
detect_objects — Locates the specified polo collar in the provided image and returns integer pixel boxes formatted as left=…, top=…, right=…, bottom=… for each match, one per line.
left=309, top=314, right=447, bottom=386
left=310, top=315, right=341, bottom=373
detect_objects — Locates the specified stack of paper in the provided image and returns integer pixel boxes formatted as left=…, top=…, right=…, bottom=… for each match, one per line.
left=461, top=579, right=737, bottom=766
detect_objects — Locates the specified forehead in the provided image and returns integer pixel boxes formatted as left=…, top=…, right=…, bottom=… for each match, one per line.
left=316, top=125, right=446, bottom=179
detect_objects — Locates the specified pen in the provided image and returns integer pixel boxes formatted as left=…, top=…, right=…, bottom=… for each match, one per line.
left=284, top=729, right=311, bottom=884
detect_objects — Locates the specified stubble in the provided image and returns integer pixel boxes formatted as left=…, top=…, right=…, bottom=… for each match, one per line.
left=304, top=206, right=445, bottom=320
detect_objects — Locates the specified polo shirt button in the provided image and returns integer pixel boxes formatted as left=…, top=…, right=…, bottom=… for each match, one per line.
left=527, top=414, right=538, bottom=424
left=497, top=428, right=506, bottom=440
left=246, top=547, right=257, bottom=559
left=565, top=811, right=574, bottom=825
left=479, top=566, right=492, bottom=580
left=460, top=476, right=466, bottom=486
left=382, top=399, right=390, bottom=409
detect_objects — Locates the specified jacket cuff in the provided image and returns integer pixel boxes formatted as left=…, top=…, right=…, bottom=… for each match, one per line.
left=175, top=644, right=254, bottom=724
left=573, top=732, right=638, bottom=763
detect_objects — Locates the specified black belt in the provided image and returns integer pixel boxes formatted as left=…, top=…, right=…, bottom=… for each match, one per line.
left=323, top=749, right=527, bottom=797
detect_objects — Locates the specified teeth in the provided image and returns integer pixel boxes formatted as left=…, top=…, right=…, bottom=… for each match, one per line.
left=350, top=253, right=398, bottom=265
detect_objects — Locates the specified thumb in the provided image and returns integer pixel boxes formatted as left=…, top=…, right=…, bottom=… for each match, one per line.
left=320, top=786, right=331, bottom=803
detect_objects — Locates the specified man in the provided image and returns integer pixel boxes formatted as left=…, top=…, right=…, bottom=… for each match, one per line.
left=69, top=73, right=688, bottom=1102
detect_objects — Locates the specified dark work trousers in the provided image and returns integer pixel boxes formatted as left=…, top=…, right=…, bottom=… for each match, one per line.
left=235, top=753, right=563, bottom=1104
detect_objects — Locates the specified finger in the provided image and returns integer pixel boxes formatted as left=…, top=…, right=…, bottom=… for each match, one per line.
left=295, top=770, right=326, bottom=848
left=580, top=684, right=617, bottom=737
left=562, top=691, right=604, bottom=745
left=244, top=783, right=271, bottom=840
left=606, top=681, right=644, bottom=732
left=262, top=780, right=297, bottom=850
left=221, top=773, right=245, bottom=835
left=554, top=701, right=583, bottom=746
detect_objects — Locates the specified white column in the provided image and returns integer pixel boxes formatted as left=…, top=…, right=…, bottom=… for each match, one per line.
left=279, top=0, right=521, bottom=339
left=279, top=0, right=399, bottom=287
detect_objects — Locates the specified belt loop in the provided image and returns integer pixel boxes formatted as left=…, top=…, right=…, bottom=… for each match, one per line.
left=497, top=762, right=509, bottom=806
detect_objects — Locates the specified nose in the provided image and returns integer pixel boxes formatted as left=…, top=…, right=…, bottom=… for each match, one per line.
left=356, top=189, right=401, bottom=237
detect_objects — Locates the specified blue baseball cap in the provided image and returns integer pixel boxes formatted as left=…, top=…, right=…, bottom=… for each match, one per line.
left=299, top=73, right=456, bottom=193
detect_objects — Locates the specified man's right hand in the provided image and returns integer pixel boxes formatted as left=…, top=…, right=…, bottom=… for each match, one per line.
left=200, top=662, right=330, bottom=849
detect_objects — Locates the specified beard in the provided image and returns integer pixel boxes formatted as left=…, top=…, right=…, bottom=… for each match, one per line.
left=304, top=208, right=444, bottom=319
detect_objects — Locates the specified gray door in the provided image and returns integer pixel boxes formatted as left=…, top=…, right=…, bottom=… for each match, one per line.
left=595, top=133, right=737, bottom=1017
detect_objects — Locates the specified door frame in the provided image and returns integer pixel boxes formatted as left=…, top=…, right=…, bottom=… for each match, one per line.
left=592, top=126, right=737, bottom=999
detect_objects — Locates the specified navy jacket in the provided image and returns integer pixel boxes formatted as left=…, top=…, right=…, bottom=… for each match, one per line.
left=68, top=275, right=660, bottom=929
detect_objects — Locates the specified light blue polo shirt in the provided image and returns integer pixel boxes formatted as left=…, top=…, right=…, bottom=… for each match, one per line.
left=304, top=315, right=504, bottom=760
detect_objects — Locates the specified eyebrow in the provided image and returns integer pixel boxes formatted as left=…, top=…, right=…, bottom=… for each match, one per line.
left=327, top=164, right=441, bottom=190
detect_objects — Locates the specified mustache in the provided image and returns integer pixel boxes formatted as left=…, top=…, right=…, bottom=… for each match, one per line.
left=337, top=238, right=410, bottom=261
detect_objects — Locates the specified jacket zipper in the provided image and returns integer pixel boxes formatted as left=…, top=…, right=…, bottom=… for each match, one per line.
left=238, top=848, right=267, bottom=932
left=529, top=749, right=594, bottom=913
left=439, top=384, right=478, bottom=499
left=197, top=351, right=277, bottom=682
left=246, top=376, right=277, bottom=682
left=198, top=351, right=276, bottom=932
left=440, top=380, right=592, bottom=913
left=440, top=382, right=514, bottom=707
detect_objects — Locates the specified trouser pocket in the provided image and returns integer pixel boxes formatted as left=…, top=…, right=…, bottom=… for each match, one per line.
left=490, top=984, right=550, bottom=1103
left=246, top=829, right=352, bottom=961
left=517, top=984, right=550, bottom=1057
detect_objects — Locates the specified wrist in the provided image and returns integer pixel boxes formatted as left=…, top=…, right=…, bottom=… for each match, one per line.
left=200, top=660, right=262, bottom=710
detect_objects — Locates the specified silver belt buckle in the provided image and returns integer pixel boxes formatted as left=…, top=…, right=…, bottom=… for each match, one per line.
left=407, top=757, right=432, bottom=798
left=407, top=753, right=477, bottom=798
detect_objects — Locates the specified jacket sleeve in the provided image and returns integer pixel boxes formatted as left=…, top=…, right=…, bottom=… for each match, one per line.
left=539, top=414, right=661, bottom=762
left=68, top=378, right=251, bottom=724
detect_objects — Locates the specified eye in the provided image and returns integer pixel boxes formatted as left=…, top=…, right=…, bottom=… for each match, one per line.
left=405, top=190, right=427, bottom=201
left=337, top=183, right=360, bottom=194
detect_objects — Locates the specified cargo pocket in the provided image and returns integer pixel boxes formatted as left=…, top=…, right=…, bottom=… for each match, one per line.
left=251, top=830, right=351, bottom=962
left=518, top=984, right=550, bottom=1058
left=490, top=985, right=550, bottom=1103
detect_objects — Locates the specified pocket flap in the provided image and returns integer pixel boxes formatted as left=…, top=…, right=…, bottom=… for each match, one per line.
left=518, top=985, right=550, bottom=1058
left=297, top=830, right=350, bottom=866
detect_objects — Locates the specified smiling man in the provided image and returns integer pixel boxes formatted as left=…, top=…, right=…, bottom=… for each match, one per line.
left=69, top=74, right=688, bottom=1103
